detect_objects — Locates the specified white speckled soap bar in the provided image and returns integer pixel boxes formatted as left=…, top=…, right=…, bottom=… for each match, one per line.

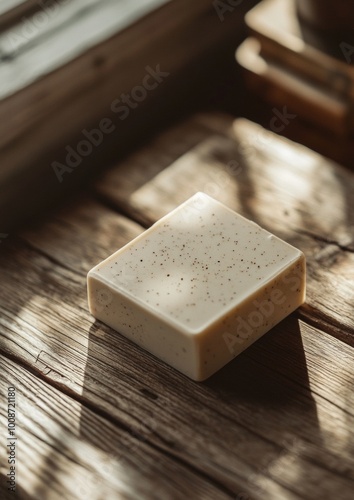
left=87, top=193, right=306, bottom=381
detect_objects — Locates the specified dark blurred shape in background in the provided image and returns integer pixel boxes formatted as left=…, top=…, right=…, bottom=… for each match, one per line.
left=237, top=0, right=354, bottom=168
left=2, top=0, right=354, bottom=232
left=296, top=0, right=354, bottom=32
left=296, top=0, right=354, bottom=58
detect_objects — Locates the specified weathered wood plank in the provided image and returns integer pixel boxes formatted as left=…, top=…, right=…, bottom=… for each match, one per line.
left=96, top=114, right=354, bottom=248
left=95, top=115, right=354, bottom=343
left=19, top=194, right=145, bottom=276
left=0, top=0, right=257, bottom=230
left=1, top=194, right=354, bottom=499
left=0, top=0, right=254, bottom=181
left=0, top=0, right=39, bottom=31
left=0, top=0, right=169, bottom=100
left=0, top=0, right=28, bottom=16
left=0, top=355, right=230, bottom=500
left=92, top=116, right=224, bottom=226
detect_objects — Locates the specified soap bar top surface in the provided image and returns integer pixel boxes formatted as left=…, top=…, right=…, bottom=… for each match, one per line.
left=90, top=193, right=302, bottom=333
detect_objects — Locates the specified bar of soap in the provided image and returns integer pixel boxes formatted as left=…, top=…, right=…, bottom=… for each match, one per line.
left=87, top=193, right=306, bottom=381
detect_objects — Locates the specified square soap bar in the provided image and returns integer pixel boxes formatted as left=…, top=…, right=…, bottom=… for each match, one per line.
left=88, top=193, right=306, bottom=381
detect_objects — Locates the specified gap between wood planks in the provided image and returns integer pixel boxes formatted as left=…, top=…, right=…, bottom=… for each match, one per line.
left=0, top=346, right=237, bottom=498
left=296, top=230, right=354, bottom=254
left=14, top=188, right=354, bottom=348
left=90, top=115, right=354, bottom=344
left=1, top=355, right=234, bottom=500
left=89, top=192, right=354, bottom=348
left=0, top=114, right=353, bottom=498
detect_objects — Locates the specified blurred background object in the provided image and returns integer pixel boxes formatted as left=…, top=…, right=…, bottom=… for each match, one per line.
left=2, top=0, right=354, bottom=232
left=296, top=0, right=354, bottom=32
left=237, top=0, right=354, bottom=167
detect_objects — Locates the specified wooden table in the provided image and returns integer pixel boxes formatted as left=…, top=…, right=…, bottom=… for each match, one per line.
left=1, top=114, right=354, bottom=499
left=0, top=0, right=256, bottom=231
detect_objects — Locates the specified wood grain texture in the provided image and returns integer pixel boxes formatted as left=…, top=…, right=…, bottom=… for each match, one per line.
left=96, top=115, right=354, bottom=344
left=0, top=0, right=254, bottom=182
left=1, top=114, right=354, bottom=499
left=0, top=0, right=40, bottom=31
left=0, top=0, right=257, bottom=231
left=0, top=355, right=229, bottom=500
left=0, top=196, right=353, bottom=498
left=93, top=116, right=225, bottom=226
left=0, top=0, right=169, bottom=100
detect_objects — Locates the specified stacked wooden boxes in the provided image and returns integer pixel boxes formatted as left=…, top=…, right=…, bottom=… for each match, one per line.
left=236, top=0, right=354, bottom=166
